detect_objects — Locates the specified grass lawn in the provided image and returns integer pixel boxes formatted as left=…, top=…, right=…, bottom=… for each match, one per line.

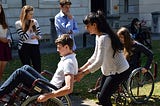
left=3, top=40, right=160, bottom=106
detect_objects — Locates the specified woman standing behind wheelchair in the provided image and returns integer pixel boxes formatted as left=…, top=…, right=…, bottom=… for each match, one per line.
left=88, top=26, right=154, bottom=96
left=117, top=27, right=153, bottom=74
left=75, top=10, right=130, bottom=106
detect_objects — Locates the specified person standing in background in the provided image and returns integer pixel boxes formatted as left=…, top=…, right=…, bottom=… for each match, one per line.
left=15, top=5, right=42, bottom=73
left=130, top=18, right=143, bottom=42
left=55, top=0, right=79, bottom=51
left=0, top=4, right=12, bottom=82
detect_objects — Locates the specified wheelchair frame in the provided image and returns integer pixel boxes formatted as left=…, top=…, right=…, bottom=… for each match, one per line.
left=0, top=71, right=72, bottom=106
left=113, top=62, right=157, bottom=105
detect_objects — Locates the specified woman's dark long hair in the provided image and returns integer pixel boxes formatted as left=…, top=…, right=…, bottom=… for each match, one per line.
left=0, top=4, right=8, bottom=29
left=83, top=10, right=123, bottom=57
left=130, top=18, right=141, bottom=34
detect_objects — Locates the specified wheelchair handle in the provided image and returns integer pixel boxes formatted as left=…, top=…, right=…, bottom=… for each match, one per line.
left=33, top=78, right=58, bottom=91
left=40, top=70, right=53, bottom=78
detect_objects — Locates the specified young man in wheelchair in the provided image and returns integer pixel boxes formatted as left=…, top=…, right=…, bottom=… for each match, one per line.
left=0, top=34, right=78, bottom=102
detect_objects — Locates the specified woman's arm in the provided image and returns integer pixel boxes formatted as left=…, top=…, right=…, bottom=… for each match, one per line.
left=0, top=37, right=8, bottom=43
left=86, top=36, right=107, bottom=73
left=137, top=43, right=153, bottom=70
left=15, top=21, right=30, bottom=41
left=34, top=19, right=42, bottom=40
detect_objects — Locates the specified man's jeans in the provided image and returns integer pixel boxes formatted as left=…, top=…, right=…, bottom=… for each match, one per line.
left=0, top=65, right=48, bottom=97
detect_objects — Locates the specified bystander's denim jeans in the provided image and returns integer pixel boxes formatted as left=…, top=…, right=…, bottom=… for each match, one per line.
left=0, top=65, right=48, bottom=97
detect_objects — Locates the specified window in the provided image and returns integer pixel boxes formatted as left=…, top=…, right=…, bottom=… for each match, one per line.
left=0, top=0, right=8, bottom=8
left=0, top=0, right=6, bottom=4
left=107, top=0, right=119, bottom=15
left=39, top=0, right=58, bottom=8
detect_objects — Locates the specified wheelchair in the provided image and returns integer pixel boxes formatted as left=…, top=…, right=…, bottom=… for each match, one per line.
left=93, top=62, right=157, bottom=105
left=0, top=70, right=72, bottom=106
left=113, top=61, right=157, bottom=105
left=127, top=67, right=154, bottom=104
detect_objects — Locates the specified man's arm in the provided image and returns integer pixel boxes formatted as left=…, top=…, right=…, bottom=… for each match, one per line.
left=37, top=74, right=74, bottom=102
left=55, top=16, right=71, bottom=35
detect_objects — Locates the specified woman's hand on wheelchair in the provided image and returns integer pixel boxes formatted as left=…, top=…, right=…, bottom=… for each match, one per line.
left=74, top=71, right=84, bottom=82
left=141, top=67, right=148, bottom=74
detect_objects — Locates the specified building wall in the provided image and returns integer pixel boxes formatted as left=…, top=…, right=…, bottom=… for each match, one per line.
left=2, top=0, right=90, bottom=36
left=119, top=0, right=139, bottom=27
left=139, top=0, right=160, bottom=26
left=4, top=0, right=160, bottom=34
left=119, top=0, right=160, bottom=33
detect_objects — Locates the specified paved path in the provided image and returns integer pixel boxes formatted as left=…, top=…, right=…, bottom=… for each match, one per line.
left=70, top=95, right=98, bottom=106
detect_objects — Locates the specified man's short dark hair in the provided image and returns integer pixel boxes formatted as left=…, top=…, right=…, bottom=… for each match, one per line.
left=55, top=34, right=73, bottom=50
left=59, top=0, right=72, bottom=6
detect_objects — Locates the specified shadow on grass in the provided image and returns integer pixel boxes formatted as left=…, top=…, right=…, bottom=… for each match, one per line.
left=111, top=95, right=160, bottom=106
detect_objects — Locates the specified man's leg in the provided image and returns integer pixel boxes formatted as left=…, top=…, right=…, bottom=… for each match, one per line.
left=21, top=65, right=54, bottom=92
left=0, top=68, right=36, bottom=97
left=21, top=65, right=48, bottom=82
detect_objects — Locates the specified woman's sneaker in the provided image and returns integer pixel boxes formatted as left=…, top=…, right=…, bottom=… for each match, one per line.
left=88, top=88, right=99, bottom=94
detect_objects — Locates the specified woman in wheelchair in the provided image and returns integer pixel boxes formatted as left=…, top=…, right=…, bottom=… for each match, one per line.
left=117, top=27, right=153, bottom=74
left=0, top=34, right=78, bottom=102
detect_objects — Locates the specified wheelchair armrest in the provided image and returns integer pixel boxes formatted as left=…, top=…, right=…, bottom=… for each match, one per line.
left=41, top=70, right=53, bottom=78
left=32, top=78, right=58, bottom=91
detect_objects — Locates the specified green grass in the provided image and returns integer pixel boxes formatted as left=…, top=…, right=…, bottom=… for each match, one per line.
left=3, top=40, right=160, bottom=105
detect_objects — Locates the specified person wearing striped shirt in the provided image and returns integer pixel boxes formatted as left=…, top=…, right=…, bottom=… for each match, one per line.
left=15, top=5, right=42, bottom=73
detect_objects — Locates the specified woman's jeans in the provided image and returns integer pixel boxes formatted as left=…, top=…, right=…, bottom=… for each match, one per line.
left=0, top=65, right=48, bottom=97
left=18, top=43, right=41, bottom=73
left=98, top=69, right=131, bottom=106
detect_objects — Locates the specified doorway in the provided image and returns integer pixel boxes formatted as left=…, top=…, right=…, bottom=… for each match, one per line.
left=91, top=0, right=106, bottom=14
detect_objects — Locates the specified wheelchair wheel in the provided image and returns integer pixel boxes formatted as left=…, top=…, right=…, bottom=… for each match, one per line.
left=127, top=67, right=154, bottom=104
left=112, top=86, right=127, bottom=106
left=115, top=94, right=127, bottom=106
left=21, top=95, right=64, bottom=106
left=58, top=95, right=72, bottom=106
